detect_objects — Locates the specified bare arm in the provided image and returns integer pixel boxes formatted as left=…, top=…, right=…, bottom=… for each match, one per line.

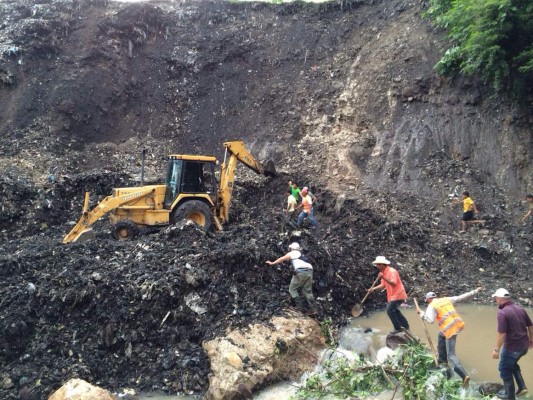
left=369, top=283, right=385, bottom=293
left=266, top=253, right=291, bottom=265
left=522, top=209, right=532, bottom=223
left=492, top=333, right=506, bottom=359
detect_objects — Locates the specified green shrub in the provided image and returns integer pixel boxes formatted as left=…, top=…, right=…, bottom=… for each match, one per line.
left=291, top=342, right=487, bottom=399
left=426, top=0, right=533, bottom=97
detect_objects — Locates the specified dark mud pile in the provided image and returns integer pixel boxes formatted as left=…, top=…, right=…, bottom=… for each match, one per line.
left=0, top=0, right=532, bottom=399
left=2, top=171, right=532, bottom=399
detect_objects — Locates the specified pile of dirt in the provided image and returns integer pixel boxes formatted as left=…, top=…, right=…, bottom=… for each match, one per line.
left=0, top=0, right=532, bottom=399
left=1, top=171, right=531, bottom=398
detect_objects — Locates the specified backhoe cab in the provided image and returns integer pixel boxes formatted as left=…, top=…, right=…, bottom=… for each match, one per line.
left=63, top=141, right=276, bottom=244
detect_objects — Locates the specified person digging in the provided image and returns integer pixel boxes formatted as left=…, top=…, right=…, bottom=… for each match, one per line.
left=367, top=256, right=410, bottom=334
left=265, top=242, right=317, bottom=314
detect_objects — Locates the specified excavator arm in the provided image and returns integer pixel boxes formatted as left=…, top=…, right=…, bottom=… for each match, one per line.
left=63, top=188, right=156, bottom=244
left=217, top=141, right=276, bottom=224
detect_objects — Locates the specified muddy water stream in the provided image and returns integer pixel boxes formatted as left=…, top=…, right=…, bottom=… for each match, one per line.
left=139, top=304, right=532, bottom=399
left=357, top=304, right=533, bottom=384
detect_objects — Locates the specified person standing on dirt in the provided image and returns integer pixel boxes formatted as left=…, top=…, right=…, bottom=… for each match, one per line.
left=418, top=287, right=483, bottom=388
left=286, top=190, right=298, bottom=223
left=367, top=256, right=409, bottom=334
left=296, top=187, right=318, bottom=229
left=452, top=191, right=483, bottom=233
left=520, top=194, right=533, bottom=224
left=288, top=180, right=301, bottom=201
left=491, top=288, right=533, bottom=399
left=265, top=242, right=317, bottom=313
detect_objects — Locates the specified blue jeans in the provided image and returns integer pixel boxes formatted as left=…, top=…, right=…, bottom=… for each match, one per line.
left=499, top=347, right=528, bottom=381
left=437, top=333, right=467, bottom=377
left=386, top=300, right=409, bottom=330
left=296, top=211, right=318, bottom=227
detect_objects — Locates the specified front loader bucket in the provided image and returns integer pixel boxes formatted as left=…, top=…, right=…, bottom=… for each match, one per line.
left=74, top=228, right=95, bottom=243
left=63, top=226, right=95, bottom=244
left=262, top=159, right=277, bottom=177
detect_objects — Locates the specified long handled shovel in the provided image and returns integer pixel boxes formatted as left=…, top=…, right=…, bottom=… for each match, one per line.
left=413, top=298, right=439, bottom=367
left=351, top=275, right=381, bottom=317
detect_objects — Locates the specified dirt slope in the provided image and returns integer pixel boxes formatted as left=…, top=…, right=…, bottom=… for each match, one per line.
left=0, top=0, right=532, bottom=398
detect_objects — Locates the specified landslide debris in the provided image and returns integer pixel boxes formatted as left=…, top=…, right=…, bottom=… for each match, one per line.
left=0, top=0, right=531, bottom=399
left=1, top=171, right=531, bottom=399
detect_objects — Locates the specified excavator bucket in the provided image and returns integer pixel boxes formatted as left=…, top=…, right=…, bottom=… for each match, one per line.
left=262, top=159, right=277, bottom=177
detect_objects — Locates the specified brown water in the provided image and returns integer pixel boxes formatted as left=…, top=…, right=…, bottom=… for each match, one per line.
left=357, top=304, right=533, bottom=387
left=139, top=304, right=533, bottom=399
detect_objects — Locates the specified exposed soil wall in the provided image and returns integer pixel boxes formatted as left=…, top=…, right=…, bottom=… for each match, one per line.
left=0, top=0, right=532, bottom=399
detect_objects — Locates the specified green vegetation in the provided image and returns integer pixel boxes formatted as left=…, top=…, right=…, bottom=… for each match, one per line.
left=292, top=342, right=489, bottom=399
left=426, top=0, right=533, bottom=97
left=319, top=317, right=336, bottom=347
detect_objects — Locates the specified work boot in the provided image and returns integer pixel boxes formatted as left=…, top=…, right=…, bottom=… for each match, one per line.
left=454, top=366, right=470, bottom=388
left=293, top=297, right=308, bottom=312
left=497, top=380, right=516, bottom=400
left=306, top=299, right=318, bottom=315
left=513, top=370, right=528, bottom=396
left=439, top=363, right=452, bottom=379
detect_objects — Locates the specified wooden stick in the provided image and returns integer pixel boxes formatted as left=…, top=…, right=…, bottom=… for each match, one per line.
left=359, top=275, right=381, bottom=305
left=413, top=298, right=439, bottom=367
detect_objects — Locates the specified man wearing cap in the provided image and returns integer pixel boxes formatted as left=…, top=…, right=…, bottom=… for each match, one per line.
left=296, top=187, right=318, bottom=229
left=491, top=288, right=533, bottom=399
left=265, top=242, right=317, bottom=313
left=418, top=287, right=482, bottom=388
left=368, top=256, right=410, bottom=334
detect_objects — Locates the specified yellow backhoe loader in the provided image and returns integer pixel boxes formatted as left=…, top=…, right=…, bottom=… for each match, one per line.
left=63, top=141, right=276, bottom=243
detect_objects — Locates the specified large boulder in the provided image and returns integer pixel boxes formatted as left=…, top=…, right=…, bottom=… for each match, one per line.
left=203, top=314, right=325, bottom=400
left=48, top=379, right=113, bottom=400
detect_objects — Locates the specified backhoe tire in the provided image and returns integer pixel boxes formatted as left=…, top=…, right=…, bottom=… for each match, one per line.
left=112, top=220, right=139, bottom=241
left=172, top=200, right=213, bottom=231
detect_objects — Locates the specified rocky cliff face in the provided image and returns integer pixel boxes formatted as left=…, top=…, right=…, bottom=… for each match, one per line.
left=1, top=0, right=531, bottom=199
left=0, top=1, right=531, bottom=399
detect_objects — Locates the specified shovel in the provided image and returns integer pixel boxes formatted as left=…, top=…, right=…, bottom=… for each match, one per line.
left=414, top=298, right=439, bottom=367
left=351, top=275, right=381, bottom=317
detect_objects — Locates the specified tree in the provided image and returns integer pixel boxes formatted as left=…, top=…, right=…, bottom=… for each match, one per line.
left=427, top=0, right=533, bottom=97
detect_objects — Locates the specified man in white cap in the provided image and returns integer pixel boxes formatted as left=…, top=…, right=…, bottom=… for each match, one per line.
left=367, top=256, right=409, bottom=334
left=265, top=242, right=317, bottom=314
left=295, top=187, right=318, bottom=229
left=417, top=287, right=482, bottom=388
left=491, top=288, right=533, bottom=399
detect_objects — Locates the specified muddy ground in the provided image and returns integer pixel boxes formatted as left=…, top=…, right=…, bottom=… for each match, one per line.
left=0, top=0, right=532, bottom=399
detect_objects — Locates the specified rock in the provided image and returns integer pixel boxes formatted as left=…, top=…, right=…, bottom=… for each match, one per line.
left=385, top=332, right=412, bottom=349
left=478, top=382, right=503, bottom=396
left=1, top=374, right=14, bottom=389
left=203, top=316, right=325, bottom=400
left=48, top=379, right=113, bottom=400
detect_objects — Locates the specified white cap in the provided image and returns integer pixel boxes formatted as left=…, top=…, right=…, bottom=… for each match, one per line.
left=425, top=292, right=438, bottom=300
left=288, top=242, right=301, bottom=251
left=372, top=256, right=391, bottom=265
left=492, top=288, right=510, bottom=298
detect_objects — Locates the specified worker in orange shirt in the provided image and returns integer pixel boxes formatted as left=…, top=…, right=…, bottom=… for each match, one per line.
left=367, top=256, right=410, bottom=334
